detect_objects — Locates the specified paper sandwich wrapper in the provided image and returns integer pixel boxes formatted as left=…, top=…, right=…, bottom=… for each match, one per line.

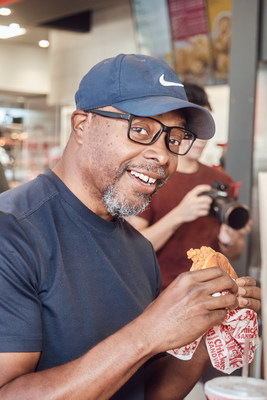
left=168, top=308, right=259, bottom=374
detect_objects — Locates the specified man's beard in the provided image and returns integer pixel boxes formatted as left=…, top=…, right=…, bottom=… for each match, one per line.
left=102, top=164, right=166, bottom=218
left=103, top=187, right=150, bottom=217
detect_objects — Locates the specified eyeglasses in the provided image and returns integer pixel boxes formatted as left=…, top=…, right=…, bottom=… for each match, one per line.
left=84, top=109, right=196, bottom=156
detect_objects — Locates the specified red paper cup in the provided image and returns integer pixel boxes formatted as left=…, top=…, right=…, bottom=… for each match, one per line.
left=204, top=377, right=267, bottom=400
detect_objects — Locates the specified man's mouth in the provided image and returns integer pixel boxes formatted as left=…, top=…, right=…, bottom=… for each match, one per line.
left=130, top=170, right=157, bottom=185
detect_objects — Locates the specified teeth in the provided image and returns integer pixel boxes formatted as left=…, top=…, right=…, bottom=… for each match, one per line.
left=148, top=177, right=156, bottom=183
left=130, top=171, right=156, bottom=184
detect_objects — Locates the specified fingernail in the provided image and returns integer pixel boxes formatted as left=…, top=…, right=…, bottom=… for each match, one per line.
left=236, top=278, right=246, bottom=286
left=240, top=298, right=249, bottom=307
left=239, top=287, right=246, bottom=296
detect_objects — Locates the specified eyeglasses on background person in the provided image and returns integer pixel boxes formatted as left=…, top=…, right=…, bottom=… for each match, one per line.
left=84, top=109, right=196, bottom=156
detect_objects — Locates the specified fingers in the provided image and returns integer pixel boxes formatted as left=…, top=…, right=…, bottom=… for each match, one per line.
left=237, top=218, right=253, bottom=235
left=236, top=276, right=261, bottom=312
left=218, top=224, right=240, bottom=243
left=188, top=267, right=238, bottom=294
left=239, top=285, right=261, bottom=300
left=171, top=268, right=238, bottom=311
left=178, top=189, right=212, bottom=222
left=191, top=184, right=212, bottom=195
left=208, top=292, right=238, bottom=310
left=236, top=276, right=257, bottom=288
left=219, top=219, right=252, bottom=240
left=238, top=297, right=261, bottom=312
left=184, top=185, right=212, bottom=206
left=203, top=271, right=238, bottom=310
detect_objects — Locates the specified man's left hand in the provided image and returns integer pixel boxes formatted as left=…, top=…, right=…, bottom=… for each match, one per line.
left=236, top=276, right=261, bottom=313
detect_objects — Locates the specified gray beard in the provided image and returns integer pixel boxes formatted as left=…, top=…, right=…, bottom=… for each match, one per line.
left=102, top=164, right=166, bottom=218
left=103, top=185, right=151, bottom=217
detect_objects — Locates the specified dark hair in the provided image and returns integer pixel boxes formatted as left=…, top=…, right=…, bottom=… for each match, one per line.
left=183, top=82, right=212, bottom=111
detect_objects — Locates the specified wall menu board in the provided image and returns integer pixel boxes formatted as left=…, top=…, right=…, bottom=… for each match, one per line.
left=168, top=0, right=232, bottom=85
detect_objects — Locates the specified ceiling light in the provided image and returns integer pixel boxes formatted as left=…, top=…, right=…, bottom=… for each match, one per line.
left=0, top=7, right=11, bottom=16
left=0, top=23, right=26, bottom=39
left=38, top=39, right=49, bottom=48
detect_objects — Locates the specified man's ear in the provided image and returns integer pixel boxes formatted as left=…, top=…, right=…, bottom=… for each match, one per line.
left=71, top=110, right=88, bottom=144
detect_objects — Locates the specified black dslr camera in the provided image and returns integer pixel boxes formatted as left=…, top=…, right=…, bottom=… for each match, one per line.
left=200, top=181, right=249, bottom=230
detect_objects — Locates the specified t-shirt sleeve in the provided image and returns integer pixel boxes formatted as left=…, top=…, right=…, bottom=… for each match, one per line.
left=0, top=213, right=42, bottom=351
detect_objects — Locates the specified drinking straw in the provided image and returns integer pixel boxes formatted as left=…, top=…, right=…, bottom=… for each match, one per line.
left=242, top=337, right=250, bottom=378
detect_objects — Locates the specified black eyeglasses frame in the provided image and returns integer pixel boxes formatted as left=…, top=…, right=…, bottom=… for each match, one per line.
left=84, top=109, right=197, bottom=156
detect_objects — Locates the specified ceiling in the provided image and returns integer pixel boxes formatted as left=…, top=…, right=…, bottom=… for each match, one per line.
left=0, top=0, right=123, bottom=108
left=0, top=0, right=121, bottom=45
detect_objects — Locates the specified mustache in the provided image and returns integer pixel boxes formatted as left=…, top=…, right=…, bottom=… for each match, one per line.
left=128, top=163, right=167, bottom=191
left=102, top=163, right=167, bottom=217
left=122, top=162, right=167, bottom=182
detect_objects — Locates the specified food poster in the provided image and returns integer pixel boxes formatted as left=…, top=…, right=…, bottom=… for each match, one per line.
left=206, top=0, right=232, bottom=83
left=167, top=0, right=232, bottom=85
left=168, top=0, right=211, bottom=85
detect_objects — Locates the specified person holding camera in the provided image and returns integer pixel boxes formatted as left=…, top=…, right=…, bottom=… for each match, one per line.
left=128, top=83, right=251, bottom=292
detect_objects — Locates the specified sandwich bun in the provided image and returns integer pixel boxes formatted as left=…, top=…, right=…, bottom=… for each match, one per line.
left=188, top=246, right=238, bottom=280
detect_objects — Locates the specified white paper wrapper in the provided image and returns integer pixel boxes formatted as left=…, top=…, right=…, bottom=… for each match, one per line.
left=168, top=308, right=259, bottom=374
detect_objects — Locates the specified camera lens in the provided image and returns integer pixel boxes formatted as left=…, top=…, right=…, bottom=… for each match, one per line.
left=226, top=206, right=250, bottom=230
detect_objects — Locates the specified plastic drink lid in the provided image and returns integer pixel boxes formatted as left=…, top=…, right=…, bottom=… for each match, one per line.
left=204, top=377, right=267, bottom=400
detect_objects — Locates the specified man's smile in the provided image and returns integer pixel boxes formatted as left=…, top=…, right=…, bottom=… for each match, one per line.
left=130, top=170, right=157, bottom=185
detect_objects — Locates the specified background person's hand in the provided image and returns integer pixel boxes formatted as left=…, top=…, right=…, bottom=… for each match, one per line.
left=218, top=219, right=252, bottom=248
left=175, top=184, right=212, bottom=223
left=238, top=218, right=253, bottom=235
left=218, top=223, right=243, bottom=247
left=218, top=220, right=252, bottom=260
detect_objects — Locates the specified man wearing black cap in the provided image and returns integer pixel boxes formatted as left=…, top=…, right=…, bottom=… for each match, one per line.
left=0, top=54, right=260, bottom=399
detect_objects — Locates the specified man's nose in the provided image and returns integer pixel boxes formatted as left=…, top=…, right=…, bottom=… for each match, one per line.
left=142, top=133, right=172, bottom=165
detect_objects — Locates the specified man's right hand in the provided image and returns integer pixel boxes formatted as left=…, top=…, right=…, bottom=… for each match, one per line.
left=139, top=267, right=238, bottom=355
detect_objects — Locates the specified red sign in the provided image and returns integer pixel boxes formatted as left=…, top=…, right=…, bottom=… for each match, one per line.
left=168, top=0, right=208, bottom=41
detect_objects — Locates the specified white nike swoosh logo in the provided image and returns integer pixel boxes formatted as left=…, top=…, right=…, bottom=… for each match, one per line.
left=159, top=74, right=184, bottom=87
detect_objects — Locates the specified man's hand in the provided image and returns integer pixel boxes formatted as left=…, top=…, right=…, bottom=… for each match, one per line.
left=236, top=276, right=261, bottom=313
left=140, top=267, right=238, bottom=355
